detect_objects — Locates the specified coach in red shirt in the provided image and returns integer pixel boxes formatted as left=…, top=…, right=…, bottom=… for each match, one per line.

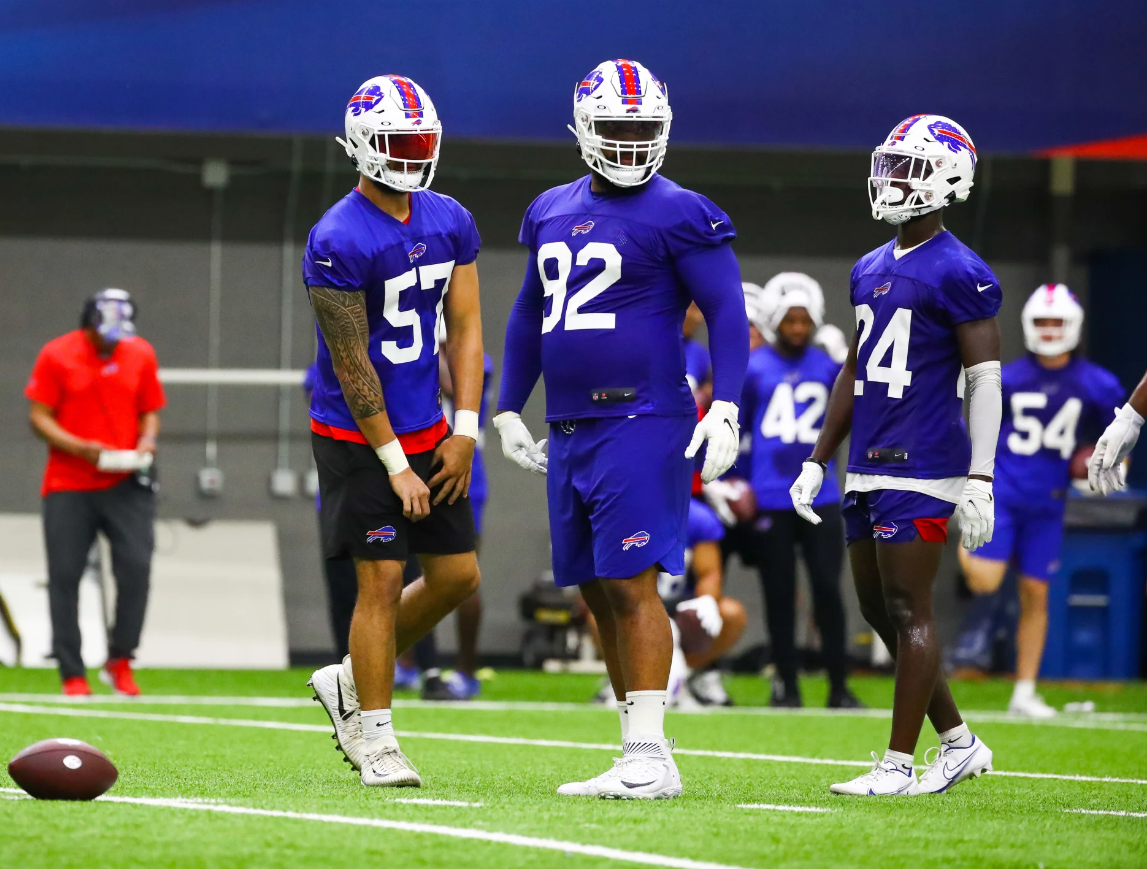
left=25, top=289, right=165, bottom=696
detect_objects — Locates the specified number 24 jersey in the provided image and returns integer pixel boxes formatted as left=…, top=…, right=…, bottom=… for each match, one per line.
left=848, top=231, right=1002, bottom=480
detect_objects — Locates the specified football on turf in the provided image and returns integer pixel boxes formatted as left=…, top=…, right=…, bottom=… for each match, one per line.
left=8, top=738, right=118, bottom=800
left=676, top=608, right=714, bottom=656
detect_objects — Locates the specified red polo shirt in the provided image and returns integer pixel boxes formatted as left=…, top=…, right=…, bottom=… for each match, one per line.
left=25, top=330, right=166, bottom=496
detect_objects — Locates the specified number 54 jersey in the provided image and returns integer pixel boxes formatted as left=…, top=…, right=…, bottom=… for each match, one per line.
left=302, top=187, right=480, bottom=435
left=519, top=174, right=735, bottom=422
left=848, top=231, right=1002, bottom=480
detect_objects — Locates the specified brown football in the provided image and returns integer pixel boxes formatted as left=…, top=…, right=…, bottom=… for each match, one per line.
left=8, top=738, right=118, bottom=800
left=676, top=607, right=714, bottom=656
left=726, top=478, right=758, bottom=525
left=1070, top=444, right=1094, bottom=480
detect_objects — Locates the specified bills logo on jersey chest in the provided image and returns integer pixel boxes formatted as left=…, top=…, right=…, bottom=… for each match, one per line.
left=873, top=282, right=892, bottom=297
left=572, top=220, right=595, bottom=236
left=408, top=242, right=427, bottom=262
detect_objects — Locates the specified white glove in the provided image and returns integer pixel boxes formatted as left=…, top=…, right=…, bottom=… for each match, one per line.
left=685, top=400, right=740, bottom=483
left=1089, top=403, right=1143, bottom=495
left=492, top=411, right=547, bottom=475
left=789, top=460, right=825, bottom=525
left=701, top=479, right=739, bottom=527
left=676, top=594, right=723, bottom=638
left=957, top=478, right=994, bottom=551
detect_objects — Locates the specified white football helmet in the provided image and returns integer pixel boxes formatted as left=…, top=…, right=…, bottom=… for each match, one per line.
left=1022, top=283, right=1083, bottom=356
left=338, top=75, right=442, bottom=192
left=570, top=59, right=672, bottom=188
left=760, top=272, right=825, bottom=342
left=870, top=114, right=977, bottom=225
left=742, top=282, right=764, bottom=327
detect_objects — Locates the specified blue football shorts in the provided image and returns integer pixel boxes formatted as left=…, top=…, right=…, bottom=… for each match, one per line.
left=842, top=488, right=955, bottom=545
left=547, top=414, right=694, bottom=588
left=973, top=499, right=1064, bottom=582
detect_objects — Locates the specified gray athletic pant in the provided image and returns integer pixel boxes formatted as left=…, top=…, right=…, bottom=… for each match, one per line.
left=43, top=480, right=155, bottom=679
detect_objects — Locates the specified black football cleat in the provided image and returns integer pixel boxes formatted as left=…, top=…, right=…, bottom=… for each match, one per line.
left=827, top=686, right=866, bottom=709
left=769, top=677, right=802, bottom=708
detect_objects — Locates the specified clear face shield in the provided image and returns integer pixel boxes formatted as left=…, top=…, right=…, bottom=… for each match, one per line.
left=361, top=128, right=441, bottom=192
left=869, top=148, right=938, bottom=224
left=585, top=118, right=667, bottom=186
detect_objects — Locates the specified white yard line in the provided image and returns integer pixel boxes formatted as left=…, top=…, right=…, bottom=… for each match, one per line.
left=1064, top=808, right=1147, bottom=818
left=2, top=693, right=1145, bottom=730
left=394, top=798, right=483, bottom=807
left=0, top=787, right=750, bottom=869
left=737, top=804, right=833, bottom=813
left=2, top=702, right=1144, bottom=786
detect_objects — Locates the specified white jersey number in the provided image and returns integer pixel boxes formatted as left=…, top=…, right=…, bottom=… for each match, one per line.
left=1007, top=392, right=1081, bottom=459
left=380, top=261, right=455, bottom=364
left=537, top=242, right=621, bottom=333
left=854, top=304, right=913, bottom=399
left=760, top=381, right=828, bottom=444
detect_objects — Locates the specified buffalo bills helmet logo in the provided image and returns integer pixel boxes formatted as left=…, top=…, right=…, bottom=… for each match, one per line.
left=927, top=120, right=976, bottom=166
left=571, top=220, right=594, bottom=236
left=347, top=84, right=384, bottom=117
left=622, top=531, right=651, bottom=551
left=889, top=114, right=926, bottom=143
left=408, top=243, right=427, bottom=262
left=873, top=282, right=892, bottom=297
left=576, top=70, right=603, bottom=103
left=872, top=523, right=898, bottom=539
left=367, top=526, right=397, bottom=543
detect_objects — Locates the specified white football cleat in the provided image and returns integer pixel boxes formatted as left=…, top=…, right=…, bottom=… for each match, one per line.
left=1008, top=693, right=1058, bottom=718
left=687, top=669, right=732, bottom=707
left=308, top=659, right=365, bottom=771
left=557, top=757, right=626, bottom=796
left=597, top=738, right=682, bottom=800
left=830, top=752, right=920, bottom=796
left=361, top=745, right=421, bottom=788
left=916, top=735, right=993, bottom=794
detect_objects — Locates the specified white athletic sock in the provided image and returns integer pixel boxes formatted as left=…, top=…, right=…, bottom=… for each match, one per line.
left=361, top=708, right=399, bottom=749
left=938, top=722, right=972, bottom=748
left=883, top=748, right=914, bottom=773
left=1012, top=679, right=1036, bottom=703
left=616, top=700, right=629, bottom=740
left=625, top=690, right=666, bottom=742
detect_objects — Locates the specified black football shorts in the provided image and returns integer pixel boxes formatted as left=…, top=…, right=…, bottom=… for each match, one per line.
left=313, top=432, right=477, bottom=562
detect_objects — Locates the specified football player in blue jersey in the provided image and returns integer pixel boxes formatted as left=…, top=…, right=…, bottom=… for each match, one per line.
left=738, top=272, right=862, bottom=710
left=959, top=284, right=1123, bottom=716
left=791, top=115, right=1001, bottom=796
left=302, top=76, right=486, bottom=789
left=495, top=59, right=749, bottom=800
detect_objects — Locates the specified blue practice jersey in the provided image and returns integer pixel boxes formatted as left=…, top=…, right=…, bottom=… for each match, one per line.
left=743, top=344, right=841, bottom=510
left=302, top=187, right=481, bottom=434
left=518, top=175, right=735, bottom=422
left=995, top=355, right=1123, bottom=509
left=658, top=499, right=725, bottom=606
left=848, top=231, right=1002, bottom=479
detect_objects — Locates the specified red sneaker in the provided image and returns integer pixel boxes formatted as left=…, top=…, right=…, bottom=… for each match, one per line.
left=62, top=676, right=92, bottom=696
left=100, top=658, right=141, bottom=696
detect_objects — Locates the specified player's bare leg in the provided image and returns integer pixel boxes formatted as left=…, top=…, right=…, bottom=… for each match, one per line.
left=581, top=580, right=628, bottom=702
left=392, top=553, right=481, bottom=654
left=350, top=559, right=404, bottom=712
left=1011, top=576, right=1056, bottom=717
left=600, top=567, right=673, bottom=691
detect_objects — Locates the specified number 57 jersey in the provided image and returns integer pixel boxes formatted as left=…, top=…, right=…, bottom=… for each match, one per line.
left=519, top=174, right=735, bottom=422
left=848, top=231, right=1002, bottom=480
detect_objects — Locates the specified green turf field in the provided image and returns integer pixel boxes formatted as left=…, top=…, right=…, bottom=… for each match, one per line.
left=2, top=669, right=1146, bottom=868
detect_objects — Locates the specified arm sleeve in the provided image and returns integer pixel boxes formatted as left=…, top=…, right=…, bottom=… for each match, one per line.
left=137, top=343, right=166, bottom=413
left=496, top=251, right=545, bottom=414
left=25, top=347, right=61, bottom=407
left=966, top=360, right=1003, bottom=477
left=676, top=243, right=749, bottom=405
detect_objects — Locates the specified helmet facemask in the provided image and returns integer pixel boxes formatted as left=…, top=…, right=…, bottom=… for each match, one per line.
left=869, top=115, right=977, bottom=225
left=573, top=115, right=670, bottom=188
left=345, top=125, right=441, bottom=193
left=868, top=149, right=948, bottom=225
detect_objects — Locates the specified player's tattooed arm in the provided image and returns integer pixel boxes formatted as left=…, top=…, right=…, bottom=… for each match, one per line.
left=308, top=287, right=400, bottom=452
left=809, top=328, right=859, bottom=464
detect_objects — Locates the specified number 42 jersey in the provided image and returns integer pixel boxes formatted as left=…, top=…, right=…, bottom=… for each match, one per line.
left=848, top=231, right=1002, bottom=481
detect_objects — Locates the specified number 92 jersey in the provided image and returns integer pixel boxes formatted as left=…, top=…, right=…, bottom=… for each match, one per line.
left=848, top=231, right=1002, bottom=480
left=302, top=188, right=480, bottom=434
left=520, top=175, right=735, bottom=422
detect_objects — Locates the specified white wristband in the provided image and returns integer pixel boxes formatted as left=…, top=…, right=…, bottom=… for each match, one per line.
left=454, top=409, right=481, bottom=440
left=374, top=439, right=409, bottom=475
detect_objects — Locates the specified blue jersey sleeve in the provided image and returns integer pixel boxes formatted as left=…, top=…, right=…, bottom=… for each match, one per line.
left=453, top=202, right=481, bottom=266
left=302, top=223, right=368, bottom=290
left=1082, top=364, right=1126, bottom=439
left=687, top=500, right=726, bottom=547
left=937, top=258, right=1002, bottom=325
left=677, top=243, right=749, bottom=406
left=497, top=251, right=545, bottom=414
left=664, top=192, right=736, bottom=259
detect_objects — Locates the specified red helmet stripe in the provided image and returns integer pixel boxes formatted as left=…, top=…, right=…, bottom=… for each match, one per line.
left=385, top=75, right=424, bottom=119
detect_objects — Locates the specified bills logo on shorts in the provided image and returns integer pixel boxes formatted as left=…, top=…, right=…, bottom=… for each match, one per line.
left=572, top=221, right=595, bottom=236
left=367, top=526, right=397, bottom=544
left=873, top=282, right=892, bottom=297
left=873, top=522, right=898, bottom=539
left=622, top=530, right=651, bottom=551
left=408, top=242, right=427, bottom=262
